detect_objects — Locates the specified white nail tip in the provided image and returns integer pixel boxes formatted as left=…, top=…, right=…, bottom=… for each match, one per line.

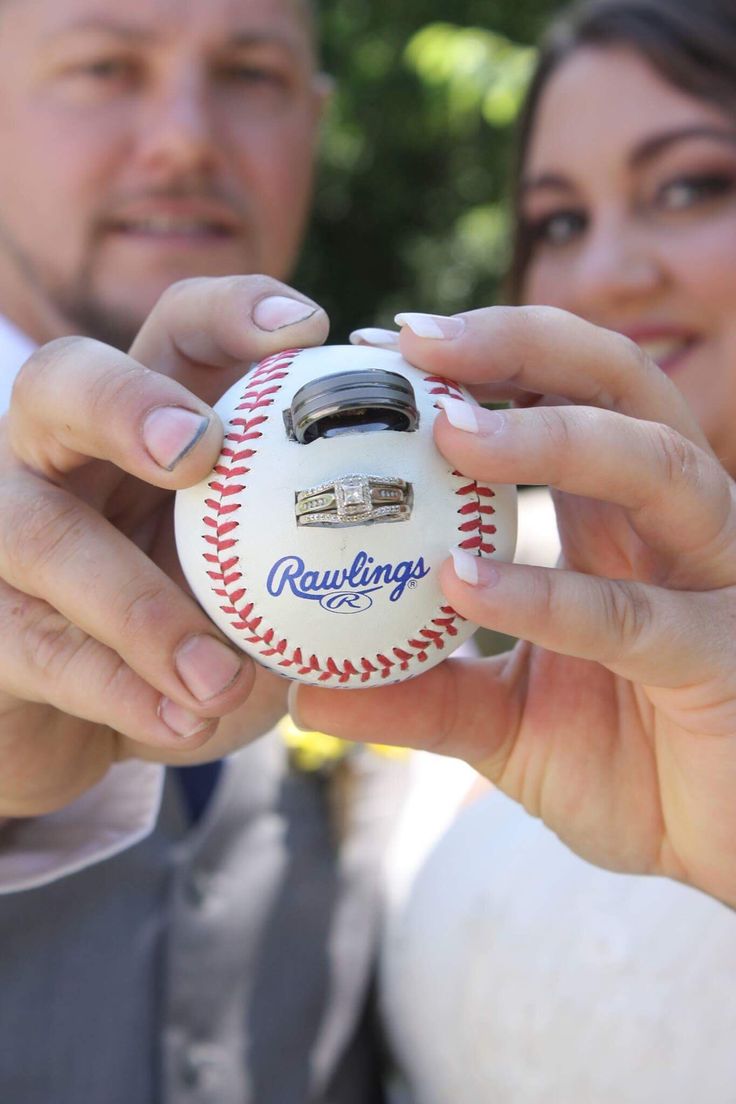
left=349, top=328, right=400, bottom=347
left=436, top=396, right=478, bottom=433
left=451, top=547, right=479, bottom=586
left=394, top=312, right=446, bottom=338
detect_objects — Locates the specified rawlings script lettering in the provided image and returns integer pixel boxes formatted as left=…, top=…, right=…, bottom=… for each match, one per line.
left=267, top=550, right=430, bottom=605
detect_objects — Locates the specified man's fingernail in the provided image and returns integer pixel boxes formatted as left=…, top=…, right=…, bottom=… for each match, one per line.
left=175, top=635, right=243, bottom=702
left=287, top=682, right=308, bottom=732
left=253, top=295, right=319, bottom=331
left=450, top=547, right=480, bottom=586
left=349, top=327, right=400, bottom=348
left=395, top=312, right=466, bottom=340
left=436, top=396, right=479, bottom=433
left=159, top=698, right=212, bottom=739
left=142, top=407, right=209, bottom=471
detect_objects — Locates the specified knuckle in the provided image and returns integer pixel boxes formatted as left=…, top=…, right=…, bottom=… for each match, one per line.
left=613, top=333, right=658, bottom=385
left=650, top=423, right=700, bottom=491
left=83, top=356, right=144, bottom=425
left=115, top=576, right=174, bottom=641
left=11, top=337, right=93, bottom=413
left=603, top=580, right=653, bottom=658
left=2, top=486, right=86, bottom=580
left=20, top=602, right=88, bottom=683
left=533, top=407, right=578, bottom=485
left=157, top=276, right=211, bottom=308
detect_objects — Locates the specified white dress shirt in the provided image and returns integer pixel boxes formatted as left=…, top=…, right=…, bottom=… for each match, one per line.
left=0, top=316, right=164, bottom=892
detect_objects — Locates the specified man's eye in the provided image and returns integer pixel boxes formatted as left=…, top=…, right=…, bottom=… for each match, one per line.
left=657, top=174, right=735, bottom=212
left=219, top=65, right=285, bottom=86
left=528, top=210, right=586, bottom=247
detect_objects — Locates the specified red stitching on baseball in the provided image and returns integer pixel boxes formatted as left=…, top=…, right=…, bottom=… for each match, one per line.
left=200, top=353, right=500, bottom=681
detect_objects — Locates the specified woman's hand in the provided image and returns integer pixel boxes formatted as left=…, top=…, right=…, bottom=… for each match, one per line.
left=294, top=306, right=736, bottom=907
left=0, top=275, right=328, bottom=817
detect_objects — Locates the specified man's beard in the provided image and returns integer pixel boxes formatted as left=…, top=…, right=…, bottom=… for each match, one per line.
left=0, top=217, right=144, bottom=351
left=52, top=289, right=142, bottom=353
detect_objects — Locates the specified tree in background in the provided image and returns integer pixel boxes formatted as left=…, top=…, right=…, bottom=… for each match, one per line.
left=296, top=0, right=563, bottom=339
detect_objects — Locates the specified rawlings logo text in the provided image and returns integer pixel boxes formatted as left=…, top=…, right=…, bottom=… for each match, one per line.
left=267, top=550, right=430, bottom=613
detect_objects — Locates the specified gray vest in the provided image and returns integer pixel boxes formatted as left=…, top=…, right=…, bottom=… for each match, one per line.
left=0, top=732, right=407, bottom=1103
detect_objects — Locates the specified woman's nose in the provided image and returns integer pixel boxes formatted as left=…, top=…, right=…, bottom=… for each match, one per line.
left=571, top=221, right=666, bottom=311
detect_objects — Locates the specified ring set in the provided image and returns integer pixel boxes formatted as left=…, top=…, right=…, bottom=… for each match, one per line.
left=296, top=475, right=413, bottom=527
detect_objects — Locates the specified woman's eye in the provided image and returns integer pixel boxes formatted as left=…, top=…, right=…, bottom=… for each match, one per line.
left=528, top=210, right=586, bottom=247
left=657, top=174, right=734, bottom=211
left=74, top=58, right=136, bottom=81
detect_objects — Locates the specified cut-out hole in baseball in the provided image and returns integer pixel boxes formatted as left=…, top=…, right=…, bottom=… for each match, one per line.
left=283, top=368, right=419, bottom=443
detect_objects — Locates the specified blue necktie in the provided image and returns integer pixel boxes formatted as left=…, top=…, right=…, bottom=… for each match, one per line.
left=173, top=761, right=223, bottom=824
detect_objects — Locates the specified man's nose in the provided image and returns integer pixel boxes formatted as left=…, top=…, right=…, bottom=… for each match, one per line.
left=134, top=75, right=220, bottom=179
left=572, top=219, right=665, bottom=310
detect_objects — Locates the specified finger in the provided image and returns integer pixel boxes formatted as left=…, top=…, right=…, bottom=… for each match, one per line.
left=434, top=400, right=736, bottom=587
left=0, top=472, right=254, bottom=722
left=8, top=335, right=223, bottom=489
left=441, top=554, right=734, bottom=700
left=289, top=654, right=516, bottom=765
left=129, top=274, right=330, bottom=402
left=394, top=306, right=709, bottom=447
left=0, top=584, right=223, bottom=751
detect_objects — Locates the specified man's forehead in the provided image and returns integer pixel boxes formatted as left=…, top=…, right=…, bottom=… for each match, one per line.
left=5, top=0, right=314, bottom=46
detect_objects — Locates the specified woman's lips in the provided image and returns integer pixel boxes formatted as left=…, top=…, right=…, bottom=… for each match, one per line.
left=636, top=336, right=700, bottom=375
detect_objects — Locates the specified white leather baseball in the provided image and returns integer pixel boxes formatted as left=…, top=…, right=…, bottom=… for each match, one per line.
left=174, top=345, right=517, bottom=688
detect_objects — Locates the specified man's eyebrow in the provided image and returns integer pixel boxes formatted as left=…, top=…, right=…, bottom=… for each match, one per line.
left=629, top=124, right=736, bottom=168
left=227, top=31, right=303, bottom=52
left=41, top=17, right=159, bottom=44
left=40, top=20, right=300, bottom=52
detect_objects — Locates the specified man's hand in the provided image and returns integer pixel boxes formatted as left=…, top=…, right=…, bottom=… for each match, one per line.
left=0, top=275, right=328, bottom=816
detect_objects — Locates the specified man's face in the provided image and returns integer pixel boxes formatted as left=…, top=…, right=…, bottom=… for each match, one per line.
left=0, top=0, right=326, bottom=347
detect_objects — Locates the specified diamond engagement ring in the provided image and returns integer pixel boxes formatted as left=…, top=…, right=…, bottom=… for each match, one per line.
left=295, top=475, right=413, bottom=527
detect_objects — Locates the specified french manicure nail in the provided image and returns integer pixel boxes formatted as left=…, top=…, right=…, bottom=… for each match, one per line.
left=159, top=697, right=212, bottom=739
left=395, top=312, right=466, bottom=340
left=436, top=396, right=479, bottom=433
left=349, top=327, right=400, bottom=348
left=142, top=407, right=209, bottom=471
left=451, top=547, right=480, bottom=586
left=175, top=635, right=243, bottom=702
left=287, top=682, right=308, bottom=732
left=253, top=295, right=319, bottom=331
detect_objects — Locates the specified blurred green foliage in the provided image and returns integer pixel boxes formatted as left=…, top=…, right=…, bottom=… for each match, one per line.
left=295, top=0, right=564, bottom=340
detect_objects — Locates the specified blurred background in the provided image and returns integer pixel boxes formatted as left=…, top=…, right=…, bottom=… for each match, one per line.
left=296, top=0, right=564, bottom=339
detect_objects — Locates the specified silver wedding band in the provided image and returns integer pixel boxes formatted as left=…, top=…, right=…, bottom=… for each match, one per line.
left=284, top=369, right=419, bottom=444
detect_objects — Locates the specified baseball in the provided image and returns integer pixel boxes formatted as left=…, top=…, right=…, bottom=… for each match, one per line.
left=174, top=344, right=517, bottom=688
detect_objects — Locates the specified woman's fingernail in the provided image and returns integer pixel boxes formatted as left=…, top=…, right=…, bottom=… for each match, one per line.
left=142, top=407, right=209, bottom=471
left=450, top=547, right=480, bottom=586
left=253, top=295, right=319, bottom=331
left=175, top=635, right=243, bottom=702
left=436, top=396, right=479, bottom=433
left=395, top=312, right=466, bottom=340
left=159, top=698, right=212, bottom=740
left=287, top=682, right=308, bottom=732
left=349, top=327, right=400, bottom=348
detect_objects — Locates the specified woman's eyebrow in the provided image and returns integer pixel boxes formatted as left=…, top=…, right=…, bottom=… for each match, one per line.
left=519, top=172, right=576, bottom=197
left=630, top=124, right=736, bottom=168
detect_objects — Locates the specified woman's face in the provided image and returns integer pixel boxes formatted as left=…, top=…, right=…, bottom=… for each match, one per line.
left=521, top=47, right=736, bottom=472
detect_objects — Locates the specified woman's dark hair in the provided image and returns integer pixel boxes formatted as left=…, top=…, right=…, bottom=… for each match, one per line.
left=507, top=0, right=736, bottom=301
